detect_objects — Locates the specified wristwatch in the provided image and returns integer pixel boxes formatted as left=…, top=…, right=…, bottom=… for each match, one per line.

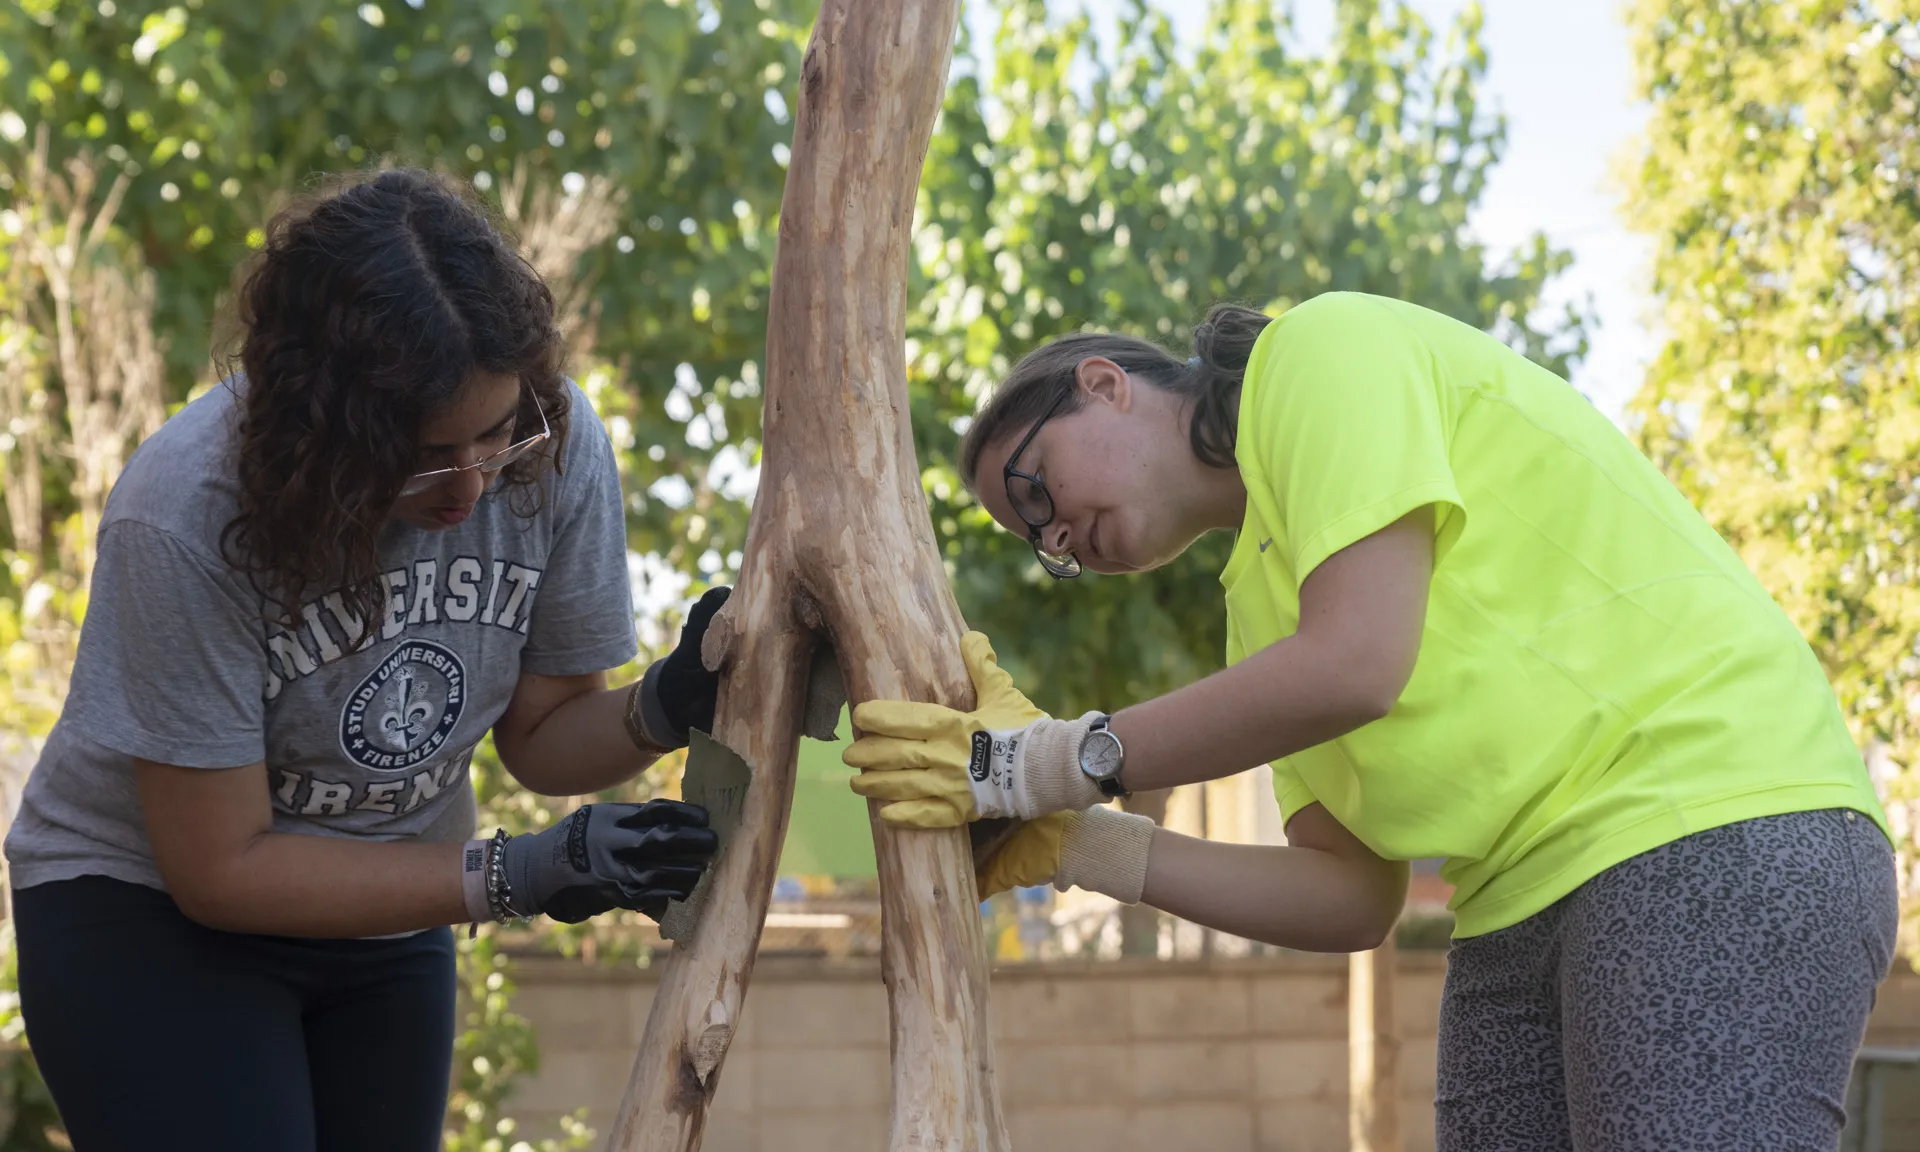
left=1077, top=713, right=1129, bottom=799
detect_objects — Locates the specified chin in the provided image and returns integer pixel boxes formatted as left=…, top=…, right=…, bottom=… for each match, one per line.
left=1082, top=515, right=1187, bottom=574
left=393, top=509, right=454, bottom=532
left=1091, top=538, right=1186, bottom=575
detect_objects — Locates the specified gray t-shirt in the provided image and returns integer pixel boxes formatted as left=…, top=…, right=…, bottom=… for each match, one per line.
left=5, top=379, right=638, bottom=893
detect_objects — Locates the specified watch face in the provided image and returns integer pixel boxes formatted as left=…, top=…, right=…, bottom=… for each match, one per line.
left=1081, top=730, right=1123, bottom=778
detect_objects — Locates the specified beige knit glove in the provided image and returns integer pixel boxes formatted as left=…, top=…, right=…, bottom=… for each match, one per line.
left=976, top=804, right=1156, bottom=903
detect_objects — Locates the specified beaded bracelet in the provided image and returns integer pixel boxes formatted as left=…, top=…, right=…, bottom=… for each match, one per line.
left=485, top=828, right=524, bottom=924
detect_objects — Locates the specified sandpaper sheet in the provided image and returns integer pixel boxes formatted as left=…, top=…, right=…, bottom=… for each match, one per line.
left=659, top=729, right=754, bottom=942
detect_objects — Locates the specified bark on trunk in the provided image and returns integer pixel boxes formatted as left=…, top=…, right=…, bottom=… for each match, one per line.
left=608, top=0, right=1009, bottom=1147
left=1348, top=939, right=1403, bottom=1152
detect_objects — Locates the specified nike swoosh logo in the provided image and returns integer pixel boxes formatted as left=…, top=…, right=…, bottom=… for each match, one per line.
left=1259, top=538, right=1273, bottom=553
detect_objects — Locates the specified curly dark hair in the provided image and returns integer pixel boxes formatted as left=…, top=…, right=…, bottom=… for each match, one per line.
left=218, top=167, right=571, bottom=633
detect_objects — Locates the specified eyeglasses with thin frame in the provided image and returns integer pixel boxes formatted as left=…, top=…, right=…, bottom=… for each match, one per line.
left=399, top=397, right=551, bottom=497
left=1002, top=390, right=1082, bottom=579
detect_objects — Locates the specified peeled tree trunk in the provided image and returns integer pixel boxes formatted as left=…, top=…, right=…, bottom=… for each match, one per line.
left=1349, top=941, right=1403, bottom=1152
left=607, top=0, right=1010, bottom=1148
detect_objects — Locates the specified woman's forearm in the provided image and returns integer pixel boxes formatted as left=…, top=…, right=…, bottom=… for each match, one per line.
left=495, top=682, right=662, bottom=796
left=1139, top=827, right=1409, bottom=952
left=181, top=834, right=469, bottom=938
left=1112, top=631, right=1386, bottom=794
left=1109, top=508, right=1435, bottom=793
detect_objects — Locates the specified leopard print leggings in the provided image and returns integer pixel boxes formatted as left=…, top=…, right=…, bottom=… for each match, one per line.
left=1435, top=808, right=1898, bottom=1152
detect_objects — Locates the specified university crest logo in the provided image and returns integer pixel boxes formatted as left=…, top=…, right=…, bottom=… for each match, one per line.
left=339, top=640, right=467, bottom=772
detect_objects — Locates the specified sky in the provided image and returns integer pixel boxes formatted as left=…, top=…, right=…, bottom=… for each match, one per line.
left=1053, top=0, right=1661, bottom=423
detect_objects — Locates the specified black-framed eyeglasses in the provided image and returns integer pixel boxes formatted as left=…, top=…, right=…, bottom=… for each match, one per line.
left=399, top=394, right=551, bottom=497
left=1003, top=390, right=1082, bottom=579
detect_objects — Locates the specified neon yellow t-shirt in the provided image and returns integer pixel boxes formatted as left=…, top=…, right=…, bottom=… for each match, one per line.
left=1222, top=292, right=1887, bottom=938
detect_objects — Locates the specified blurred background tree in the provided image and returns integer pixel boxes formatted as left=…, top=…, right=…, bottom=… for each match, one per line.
left=0, top=0, right=806, bottom=575
left=1624, top=0, right=1920, bottom=953
left=1, top=0, right=1589, bottom=1141
left=914, top=0, right=1583, bottom=719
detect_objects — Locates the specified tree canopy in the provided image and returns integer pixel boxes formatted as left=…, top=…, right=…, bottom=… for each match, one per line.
left=916, top=0, right=1584, bottom=718
left=1625, top=0, right=1920, bottom=953
left=1, top=0, right=1586, bottom=713
left=1, top=0, right=1592, bottom=1140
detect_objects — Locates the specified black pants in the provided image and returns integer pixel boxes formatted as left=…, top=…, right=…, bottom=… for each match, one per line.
left=13, top=876, right=455, bottom=1152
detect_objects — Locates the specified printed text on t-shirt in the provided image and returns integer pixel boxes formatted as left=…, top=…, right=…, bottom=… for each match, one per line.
left=265, top=555, right=543, bottom=700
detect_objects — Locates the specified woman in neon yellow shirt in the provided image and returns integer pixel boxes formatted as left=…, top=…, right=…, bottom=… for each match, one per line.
left=845, top=292, right=1897, bottom=1150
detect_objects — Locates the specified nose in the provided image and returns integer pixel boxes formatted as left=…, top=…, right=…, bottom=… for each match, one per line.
left=443, top=466, right=487, bottom=507
left=1041, top=519, right=1072, bottom=557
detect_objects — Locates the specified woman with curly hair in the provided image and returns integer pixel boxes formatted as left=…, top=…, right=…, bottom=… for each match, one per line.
left=5, top=168, right=722, bottom=1150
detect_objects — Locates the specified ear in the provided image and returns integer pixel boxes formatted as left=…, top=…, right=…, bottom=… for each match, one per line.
left=1074, top=357, right=1133, bottom=412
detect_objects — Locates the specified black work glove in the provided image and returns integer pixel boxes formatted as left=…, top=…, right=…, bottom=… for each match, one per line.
left=634, top=586, right=731, bottom=748
left=500, top=800, right=718, bottom=924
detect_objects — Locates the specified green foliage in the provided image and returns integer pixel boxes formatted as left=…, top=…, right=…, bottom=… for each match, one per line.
left=0, top=0, right=1591, bottom=1139
left=0, top=0, right=1587, bottom=713
left=911, top=0, right=1586, bottom=716
left=0, top=0, right=811, bottom=571
left=0, top=926, right=64, bottom=1152
left=1623, top=0, right=1920, bottom=953
left=0, top=137, right=167, bottom=759
left=445, top=933, right=593, bottom=1152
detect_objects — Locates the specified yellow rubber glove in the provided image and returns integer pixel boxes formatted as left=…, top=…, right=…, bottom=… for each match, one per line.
left=975, top=812, right=1075, bottom=897
left=975, top=807, right=1159, bottom=903
left=845, top=632, right=1104, bottom=827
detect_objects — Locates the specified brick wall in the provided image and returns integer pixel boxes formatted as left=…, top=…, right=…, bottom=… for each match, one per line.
left=505, top=951, right=1920, bottom=1151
